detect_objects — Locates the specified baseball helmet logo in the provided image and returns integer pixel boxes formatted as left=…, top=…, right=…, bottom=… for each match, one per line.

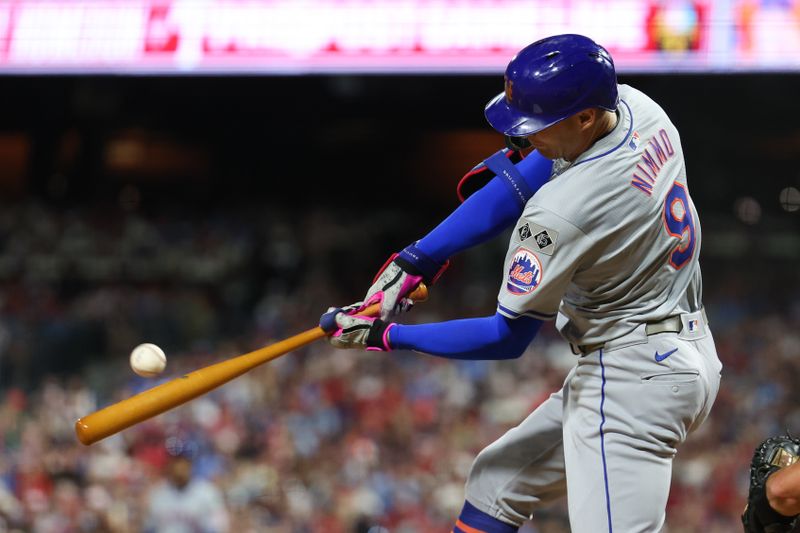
left=505, top=78, right=514, bottom=104
left=506, top=247, right=543, bottom=295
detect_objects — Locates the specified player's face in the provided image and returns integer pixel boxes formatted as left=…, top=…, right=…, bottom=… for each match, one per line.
left=525, top=109, right=599, bottom=161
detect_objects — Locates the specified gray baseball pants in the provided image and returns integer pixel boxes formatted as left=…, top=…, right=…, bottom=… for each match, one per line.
left=465, top=317, right=722, bottom=532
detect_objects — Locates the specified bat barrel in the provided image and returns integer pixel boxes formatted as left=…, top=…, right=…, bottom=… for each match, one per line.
left=75, top=327, right=326, bottom=445
left=75, top=367, right=232, bottom=445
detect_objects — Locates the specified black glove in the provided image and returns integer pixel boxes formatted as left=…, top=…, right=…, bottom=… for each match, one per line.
left=742, top=434, right=800, bottom=533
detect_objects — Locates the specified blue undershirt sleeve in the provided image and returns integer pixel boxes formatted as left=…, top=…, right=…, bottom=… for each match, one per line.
left=389, top=312, right=543, bottom=360
left=414, top=150, right=553, bottom=262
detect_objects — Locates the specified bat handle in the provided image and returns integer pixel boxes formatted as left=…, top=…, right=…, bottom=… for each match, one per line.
left=359, top=282, right=428, bottom=315
left=319, top=283, right=429, bottom=333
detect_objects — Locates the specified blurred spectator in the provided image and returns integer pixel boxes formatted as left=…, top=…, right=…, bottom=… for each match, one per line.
left=145, top=453, right=229, bottom=533
left=0, top=200, right=796, bottom=532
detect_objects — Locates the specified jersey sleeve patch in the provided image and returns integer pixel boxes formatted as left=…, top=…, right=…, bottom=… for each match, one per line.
left=506, top=247, right=543, bottom=295
left=516, top=221, right=559, bottom=256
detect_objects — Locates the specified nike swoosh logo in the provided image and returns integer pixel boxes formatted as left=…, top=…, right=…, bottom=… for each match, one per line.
left=654, top=348, right=678, bottom=362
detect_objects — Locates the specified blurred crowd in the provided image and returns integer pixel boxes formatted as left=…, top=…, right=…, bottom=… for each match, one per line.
left=0, top=200, right=798, bottom=532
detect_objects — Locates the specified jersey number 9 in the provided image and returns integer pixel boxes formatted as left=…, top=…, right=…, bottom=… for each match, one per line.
left=663, top=182, right=696, bottom=270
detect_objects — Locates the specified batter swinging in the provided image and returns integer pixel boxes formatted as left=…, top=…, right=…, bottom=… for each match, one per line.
left=322, top=34, right=722, bottom=532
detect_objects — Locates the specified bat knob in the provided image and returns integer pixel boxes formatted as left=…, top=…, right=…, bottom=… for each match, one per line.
left=75, top=418, right=94, bottom=445
left=409, top=283, right=428, bottom=302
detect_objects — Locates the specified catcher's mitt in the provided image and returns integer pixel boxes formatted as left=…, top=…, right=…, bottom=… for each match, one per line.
left=742, top=434, right=800, bottom=533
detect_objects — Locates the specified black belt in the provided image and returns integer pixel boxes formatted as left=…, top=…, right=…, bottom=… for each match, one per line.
left=570, top=309, right=707, bottom=356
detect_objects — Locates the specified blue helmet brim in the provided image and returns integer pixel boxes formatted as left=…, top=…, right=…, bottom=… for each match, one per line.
left=484, top=91, right=564, bottom=137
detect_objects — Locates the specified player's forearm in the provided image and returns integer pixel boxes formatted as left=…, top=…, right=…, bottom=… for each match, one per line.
left=390, top=313, right=542, bottom=360
left=415, top=177, right=524, bottom=261
left=767, top=462, right=800, bottom=516
left=416, top=151, right=553, bottom=262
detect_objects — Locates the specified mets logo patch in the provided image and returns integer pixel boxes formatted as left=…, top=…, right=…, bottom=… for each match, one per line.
left=506, top=247, right=543, bottom=295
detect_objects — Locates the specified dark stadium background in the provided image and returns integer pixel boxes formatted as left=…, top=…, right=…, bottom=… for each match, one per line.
left=2, top=72, right=797, bottom=371
left=0, top=72, right=798, bottom=532
left=4, top=74, right=799, bottom=214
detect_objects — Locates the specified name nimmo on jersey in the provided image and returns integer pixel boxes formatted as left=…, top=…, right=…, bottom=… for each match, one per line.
left=631, top=128, right=677, bottom=196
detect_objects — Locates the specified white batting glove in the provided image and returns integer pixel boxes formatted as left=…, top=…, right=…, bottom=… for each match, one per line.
left=364, top=261, right=421, bottom=321
left=365, top=243, right=449, bottom=321
left=319, top=303, right=394, bottom=351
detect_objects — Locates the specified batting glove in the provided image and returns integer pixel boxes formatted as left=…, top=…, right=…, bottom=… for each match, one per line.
left=319, top=303, right=395, bottom=351
left=366, top=242, right=448, bottom=321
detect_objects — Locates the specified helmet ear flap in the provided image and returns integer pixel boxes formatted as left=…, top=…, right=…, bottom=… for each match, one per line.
left=505, top=135, right=531, bottom=151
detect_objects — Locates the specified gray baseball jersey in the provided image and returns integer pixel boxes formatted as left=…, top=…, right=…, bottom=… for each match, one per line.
left=497, top=84, right=702, bottom=346
left=465, top=84, right=722, bottom=532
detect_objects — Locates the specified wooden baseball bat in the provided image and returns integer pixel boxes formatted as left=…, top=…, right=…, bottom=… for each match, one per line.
left=75, top=285, right=428, bottom=445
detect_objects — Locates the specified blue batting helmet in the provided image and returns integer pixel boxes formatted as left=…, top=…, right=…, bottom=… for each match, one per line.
left=485, top=34, right=619, bottom=137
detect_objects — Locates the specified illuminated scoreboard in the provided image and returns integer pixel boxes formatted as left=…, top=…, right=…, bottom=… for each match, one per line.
left=0, top=0, right=798, bottom=74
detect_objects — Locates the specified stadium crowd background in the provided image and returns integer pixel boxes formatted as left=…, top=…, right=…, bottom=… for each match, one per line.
left=0, top=71, right=797, bottom=532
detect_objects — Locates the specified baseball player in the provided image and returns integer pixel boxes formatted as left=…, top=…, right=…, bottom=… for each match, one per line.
left=321, top=34, right=722, bottom=532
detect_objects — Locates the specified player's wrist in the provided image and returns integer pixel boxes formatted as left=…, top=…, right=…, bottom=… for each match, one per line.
left=397, top=242, right=449, bottom=285
left=366, top=320, right=394, bottom=351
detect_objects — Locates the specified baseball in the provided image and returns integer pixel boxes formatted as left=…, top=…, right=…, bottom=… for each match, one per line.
left=130, top=343, right=167, bottom=378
